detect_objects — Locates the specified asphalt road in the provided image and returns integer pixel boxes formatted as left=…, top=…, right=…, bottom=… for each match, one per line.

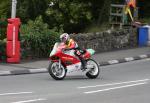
left=0, top=59, right=150, bottom=103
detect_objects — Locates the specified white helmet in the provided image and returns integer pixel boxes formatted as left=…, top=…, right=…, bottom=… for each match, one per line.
left=60, top=33, right=70, bottom=43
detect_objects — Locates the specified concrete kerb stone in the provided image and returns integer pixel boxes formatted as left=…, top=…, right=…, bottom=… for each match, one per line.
left=99, top=53, right=150, bottom=66
left=0, top=68, right=48, bottom=76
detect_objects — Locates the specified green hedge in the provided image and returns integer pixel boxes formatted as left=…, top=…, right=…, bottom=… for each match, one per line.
left=0, top=20, right=7, bottom=61
left=21, top=31, right=59, bottom=59
left=20, top=16, right=60, bottom=59
left=0, top=39, right=6, bottom=61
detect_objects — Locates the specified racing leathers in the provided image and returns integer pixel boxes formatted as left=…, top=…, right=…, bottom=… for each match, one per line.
left=64, top=39, right=86, bottom=70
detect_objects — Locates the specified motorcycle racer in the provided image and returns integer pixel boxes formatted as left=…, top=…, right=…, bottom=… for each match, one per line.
left=59, top=33, right=86, bottom=70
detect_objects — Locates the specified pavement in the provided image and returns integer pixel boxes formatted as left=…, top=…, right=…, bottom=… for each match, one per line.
left=0, top=46, right=150, bottom=76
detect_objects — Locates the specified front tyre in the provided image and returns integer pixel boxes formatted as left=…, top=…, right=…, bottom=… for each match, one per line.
left=86, top=59, right=100, bottom=79
left=48, top=62, right=66, bottom=80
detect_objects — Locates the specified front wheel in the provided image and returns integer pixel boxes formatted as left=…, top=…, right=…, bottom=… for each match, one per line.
left=48, top=62, right=66, bottom=80
left=86, top=59, right=100, bottom=79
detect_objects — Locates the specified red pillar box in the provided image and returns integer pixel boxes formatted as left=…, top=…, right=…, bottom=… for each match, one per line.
left=7, top=41, right=20, bottom=57
left=6, top=18, right=21, bottom=63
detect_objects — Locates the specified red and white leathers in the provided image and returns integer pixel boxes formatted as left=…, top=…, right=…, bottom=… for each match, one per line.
left=60, top=33, right=86, bottom=70
left=65, top=39, right=86, bottom=70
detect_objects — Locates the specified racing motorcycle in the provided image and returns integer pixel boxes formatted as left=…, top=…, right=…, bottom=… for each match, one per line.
left=48, top=42, right=100, bottom=80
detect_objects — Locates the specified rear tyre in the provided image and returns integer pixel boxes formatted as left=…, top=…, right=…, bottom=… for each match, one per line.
left=48, top=62, right=66, bottom=80
left=86, top=59, right=100, bottom=79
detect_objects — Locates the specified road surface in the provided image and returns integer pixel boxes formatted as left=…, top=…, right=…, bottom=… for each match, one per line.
left=0, top=59, right=150, bottom=103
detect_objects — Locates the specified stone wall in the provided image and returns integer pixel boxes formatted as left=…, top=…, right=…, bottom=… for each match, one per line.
left=71, top=28, right=138, bottom=53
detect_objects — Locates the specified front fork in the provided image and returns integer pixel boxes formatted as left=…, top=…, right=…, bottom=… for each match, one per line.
left=59, top=59, right=61, bottom=69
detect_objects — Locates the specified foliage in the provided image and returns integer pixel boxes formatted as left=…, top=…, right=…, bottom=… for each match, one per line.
left=1, top=0, right=150, bottom=33
left=45, top=0, right=93, bottom=33
left=0, top=39, right=6, bottom=61
left=20, top=16, right=60, bottom=58
left=0, top=19, right=7, bottom=39
left=0, top=0, right=10, bottom=18
left=0, top=19, right=7, bottom=61
left=17, top=0, right=48, bottom=23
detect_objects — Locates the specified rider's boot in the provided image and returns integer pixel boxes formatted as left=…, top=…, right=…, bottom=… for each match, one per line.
left=75, top=50, right=87, bottom=71
left=80, top=58, right=87, bottom=71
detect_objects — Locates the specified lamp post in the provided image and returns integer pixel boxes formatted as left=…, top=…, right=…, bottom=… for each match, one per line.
left=11, top=0, right=17, bottom=18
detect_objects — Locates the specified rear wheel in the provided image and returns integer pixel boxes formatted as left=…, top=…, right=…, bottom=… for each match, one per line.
left=86, top=59, right=100, bottom=79
left=48, top=62, right=66, bottom=80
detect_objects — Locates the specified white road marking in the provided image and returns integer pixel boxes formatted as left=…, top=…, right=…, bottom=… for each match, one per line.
left=84, top=82, right=147, bottom=94
left=0, top=92, right=33, bottom=96
left=78, top=79, right=149, bottom=89
left=12, top=98, right=46, bottom=103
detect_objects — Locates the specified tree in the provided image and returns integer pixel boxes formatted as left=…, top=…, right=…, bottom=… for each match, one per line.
left=1, top=0, right=150, bottom=33
left=45, top=0, right=93, bottom=33
left=0, top=0, right=10, bottom=18
left=17, top=0, right=48, bottom=23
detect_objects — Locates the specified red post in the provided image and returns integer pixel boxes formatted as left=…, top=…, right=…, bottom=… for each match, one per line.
left=6, top=18, right=21, bottom=63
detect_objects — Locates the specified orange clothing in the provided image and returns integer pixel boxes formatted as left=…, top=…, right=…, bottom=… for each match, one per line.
left=66, top=39, right=77, bottom=49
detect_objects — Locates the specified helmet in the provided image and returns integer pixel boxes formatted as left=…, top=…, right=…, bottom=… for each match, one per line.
left=60, top=33, right=70, bottom=43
